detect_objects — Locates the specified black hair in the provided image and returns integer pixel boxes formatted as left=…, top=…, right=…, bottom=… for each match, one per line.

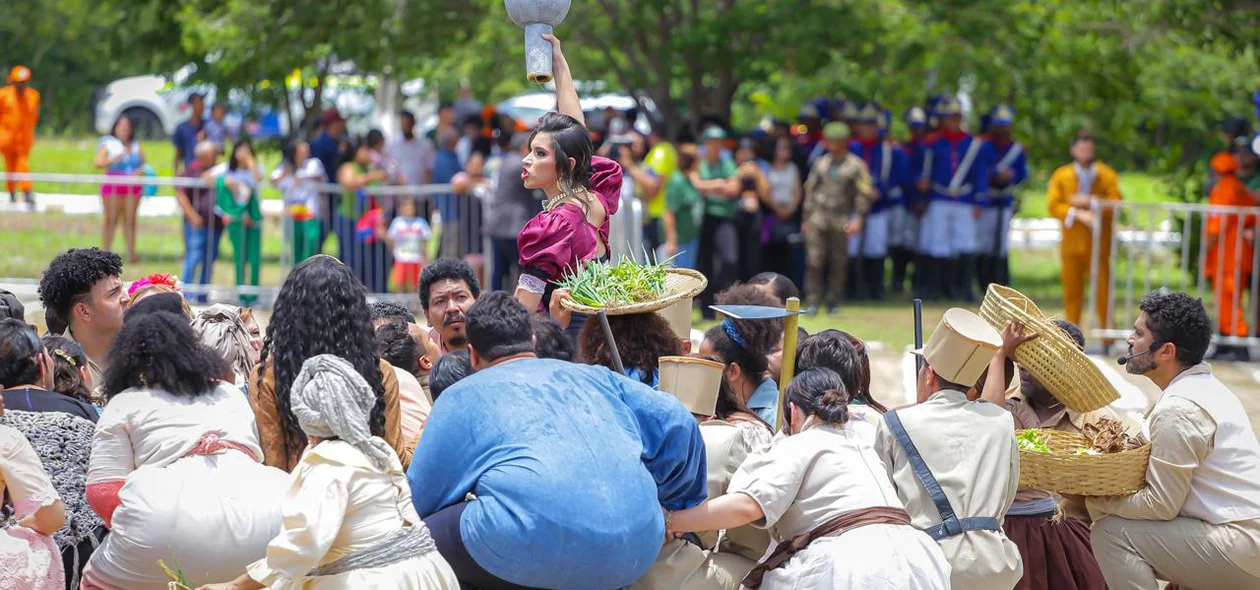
left=748, top=273, right=800, bottom=304
left=281, top=139, right=308, bottom=169
left=796, top=330, right=886, bottom=413
left=369, top=300, right=415, bottom=324
left=1051, top=319, right=1086, bottom=351
left=257, top=255, right=388, bottom=459
left=705, top=284, right=782, bottom=387
left=785, top=367, right=851, bottom=426
left=466, top=291, right=534, bottom=362
left=529, top=112, right=595, bottom=191
left=533, top=316, right=575, bottom=361
left=578, top=313, right=681, bottom=383
left=42, top=335, right=94, bottom=404
left=38, top=248, right=124, bottom=324
left=462, top=115, right=485, bottom=129
left=430, top=350, right=471, bottom=401
left=366, top=128, right=386, bottom=150
left=1071, top=133, right=1095, bottom=147
left=124, top=292, right=190, bottom=322
left=419, top=259, right=482, bottom=312
left=376, top=319, right=420, bottom=375
left=0, top=289, right=25, bottom=321
left=187, top=92, right=205, bottom=105
left=111, top=114, right=134, bottom=143
left=472, top=136, right=494, bottom=159
left=709, top=360, right=772, bottom=432
left=1139, top=291, right=1212, bottom=366
left=228, top=138, right=255, bottom=171
left=102, top=311, right=227, bottom=400
left=44, top=308, right=66, bottom=336
left=338, top=138, right=366, bottom=170
left=0, top=319, right=43, bottom=387
left=399, top=110, right=416, bottom=123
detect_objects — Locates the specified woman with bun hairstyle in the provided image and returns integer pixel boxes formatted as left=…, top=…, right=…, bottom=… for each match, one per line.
left=666, top=368, right=950, bottom=590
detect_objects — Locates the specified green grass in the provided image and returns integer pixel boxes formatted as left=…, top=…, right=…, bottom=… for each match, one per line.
left=27, top=138, right=285, bottom=200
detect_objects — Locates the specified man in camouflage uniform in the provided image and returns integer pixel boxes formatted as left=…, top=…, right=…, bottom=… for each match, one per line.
left=803, top=121, right=874, bottom=316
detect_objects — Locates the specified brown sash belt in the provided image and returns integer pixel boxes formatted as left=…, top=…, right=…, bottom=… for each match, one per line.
left=742, top=506, right=912, bottom=589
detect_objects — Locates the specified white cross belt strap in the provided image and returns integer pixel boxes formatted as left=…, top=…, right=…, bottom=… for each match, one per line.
left=948, top=137, right=984, bottom=191
left=996, top=142, right=1023, bottom=173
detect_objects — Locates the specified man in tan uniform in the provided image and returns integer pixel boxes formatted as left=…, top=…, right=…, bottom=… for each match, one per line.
left=802, top=121, right=873, bottom=317
left=875, top=308, right=1023, bottom=590
left=1088, top=291, right=1260, bottom=590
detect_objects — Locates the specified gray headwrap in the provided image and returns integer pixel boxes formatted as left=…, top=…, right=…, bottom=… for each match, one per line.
left=291, top=354, right=397, bottom=470
left=191, top=304, right=256, bottom=380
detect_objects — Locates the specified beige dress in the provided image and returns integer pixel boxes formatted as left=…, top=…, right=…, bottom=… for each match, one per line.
left=246, top=440, right=458, bottom=589
left=873, top=389, right=1023, bottom=590
left=732, top=420, right=951, bottom=590
left=631, top=419, right=772, bottom=590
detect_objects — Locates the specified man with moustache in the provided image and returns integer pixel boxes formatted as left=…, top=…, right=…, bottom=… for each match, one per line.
left=1087, top=291, right=1260, bottom=590
left=419, top=259, right=481, bottom=356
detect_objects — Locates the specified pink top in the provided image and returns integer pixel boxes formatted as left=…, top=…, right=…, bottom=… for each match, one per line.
left=518, top=156, right=623, bottom=284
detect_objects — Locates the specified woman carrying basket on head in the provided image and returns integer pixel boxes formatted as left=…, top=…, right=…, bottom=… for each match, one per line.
left=514, top=35, right=623, bottom=337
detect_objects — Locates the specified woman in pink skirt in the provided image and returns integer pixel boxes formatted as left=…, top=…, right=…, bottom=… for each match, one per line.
left=93, top=114, right=145, bottom=263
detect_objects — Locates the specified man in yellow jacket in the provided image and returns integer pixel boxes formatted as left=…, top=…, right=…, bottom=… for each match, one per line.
left=1047, top=134, right=1122, bottom=335
left=0, top=65, right=40, bottom=206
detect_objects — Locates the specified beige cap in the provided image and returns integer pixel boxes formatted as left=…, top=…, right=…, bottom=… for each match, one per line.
left=658, top=356, right=724, bottom=416
left=913, top=308, right=1002, bottom=387
left=657, top=299, right=693, bottom=341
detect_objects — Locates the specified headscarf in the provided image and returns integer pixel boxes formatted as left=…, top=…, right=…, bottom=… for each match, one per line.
left=290, top=354, right=396, bottom=470
left=191, top=304, right=256, bottom=380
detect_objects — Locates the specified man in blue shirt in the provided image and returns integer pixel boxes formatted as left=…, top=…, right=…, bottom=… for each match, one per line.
left=171, top=93, right=205, bottom=174
left=410, top=292, right=707, bottom=590
left=309, top=108, right=347, bottom=250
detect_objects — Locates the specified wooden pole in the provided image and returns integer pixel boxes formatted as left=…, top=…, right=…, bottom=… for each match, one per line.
left=914, top=298, right=924, bottom=374
left=597, top=310, right=625, bottom=374
left=776, top=297, right=801, bottom=433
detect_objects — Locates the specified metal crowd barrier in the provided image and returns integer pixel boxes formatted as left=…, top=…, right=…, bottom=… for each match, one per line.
left=1087, top=198, right=1260, bottom=348
left=0, top=170, right=645, bottom=310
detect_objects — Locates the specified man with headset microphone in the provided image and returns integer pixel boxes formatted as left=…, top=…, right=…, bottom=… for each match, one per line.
left=1087, top=290, right=1260, bottom=590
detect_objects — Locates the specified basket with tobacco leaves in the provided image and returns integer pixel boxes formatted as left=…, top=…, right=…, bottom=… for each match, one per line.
left=1016, top=418, right=1151, bottom=496
left=556, top=256, right=707, bottom=316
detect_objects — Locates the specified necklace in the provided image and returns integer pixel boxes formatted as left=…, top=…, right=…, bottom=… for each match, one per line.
left=543, top=187, right=595, bottom=212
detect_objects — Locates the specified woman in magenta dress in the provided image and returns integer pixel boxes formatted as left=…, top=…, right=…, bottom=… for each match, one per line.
left=515, top=35, right=623, bottom=327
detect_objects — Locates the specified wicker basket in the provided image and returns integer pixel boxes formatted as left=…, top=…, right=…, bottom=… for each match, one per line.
left=979, top=284, right=1119, bottom=413
left=560, top=267, right=708, bottom=315
left=1018, top=430, right=1151, bottom=496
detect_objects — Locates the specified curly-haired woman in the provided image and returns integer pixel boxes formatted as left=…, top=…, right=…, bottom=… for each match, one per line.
left=576, top=311, right=682, bottom=386
left=250, top=255, right=406, bottom=471
left=81, top=311, right=288, bottom=590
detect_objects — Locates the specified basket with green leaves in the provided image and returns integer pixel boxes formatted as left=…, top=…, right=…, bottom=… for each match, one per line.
left=556, top=256, right=707, bottom=315
left=1016, top=419, right=1151, bottom=496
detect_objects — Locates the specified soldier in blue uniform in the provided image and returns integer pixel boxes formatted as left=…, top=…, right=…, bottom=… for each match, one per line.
left=847, top=103, right=910, bottom=300
left=896, top=106, right=930, bottom=296
left=916, top=96, right=994, bottom=302
left=977, top=104, right=1027, bottom=290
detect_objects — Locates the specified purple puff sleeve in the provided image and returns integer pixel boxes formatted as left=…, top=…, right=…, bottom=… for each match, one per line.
left=589, top=156, right=623, bottom=217
left=518, top=210, right=578, bottom=284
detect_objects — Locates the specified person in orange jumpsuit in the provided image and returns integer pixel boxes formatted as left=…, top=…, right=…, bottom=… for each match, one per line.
left=0, top=65, right=40, bottom=206
left=1047, top=133, right=1122, bottom=336
left=1205, top=136, right=1258, bottom=360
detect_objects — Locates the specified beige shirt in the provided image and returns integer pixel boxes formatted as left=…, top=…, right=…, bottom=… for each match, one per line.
left=1086, top=394, right=1260, bottom=577
left=874, top=389, right=1023, bottom=590
left=62, top=328, right=104, bottom=395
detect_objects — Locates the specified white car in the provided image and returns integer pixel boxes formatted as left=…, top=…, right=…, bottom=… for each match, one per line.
left=496, top=91, right=658, bottom=133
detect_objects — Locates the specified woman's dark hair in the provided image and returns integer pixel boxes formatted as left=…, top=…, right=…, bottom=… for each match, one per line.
left=708, top=358, right=772, bottom=432
left=125, top=292, right=191, bottom=322
left=577, top=313, right=682, bottom=384
left=257, top=255, right=388, bottom=457
left=786, top=367, right=851, bottom=426
left=366, top=128, right=386, bottom=150
left=228, top=138, right=255, bottom=172
left=676, top=144, right=699, bottom=174
left=0, top=319, right=43, bottom=388
left=111, top=114, right=133, bottom=143
left=533, top=316, right=575, bottom=361
left=430, top=350, right=471, bottom=401
left=44, top=308, right=67, bottom=337
left=376, top=319, right=420, bottom=375
left=42, top=335, right=94, bottom=404
left=102, top=311, right=227, bottom=400
left=796, top=330, right=886, bottom=413
left=281, top=140, right=305, bottom=168
left=748, top=272, right=800, bottom=304
left=530, top=112, right=594, bottom=190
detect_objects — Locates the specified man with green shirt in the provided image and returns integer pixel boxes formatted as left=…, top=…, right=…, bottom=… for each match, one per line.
left=663, top=145, right=704, bottom=270
left=693, top=126, right=740, bottom=318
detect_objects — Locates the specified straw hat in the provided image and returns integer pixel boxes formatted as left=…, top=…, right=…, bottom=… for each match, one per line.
left=658, top=356, right=724, bottom=416
left=657, top=298, right=693, bottom=341
left=913, top=308, right=1001, bottom=388
left=561, top=268, right=707, bottom=316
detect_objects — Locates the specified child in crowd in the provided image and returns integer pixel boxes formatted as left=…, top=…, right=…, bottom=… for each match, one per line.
left=387, top=198, right=432, bottom=293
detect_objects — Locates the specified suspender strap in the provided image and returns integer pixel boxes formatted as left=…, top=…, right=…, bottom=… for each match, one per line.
left=996, top=142, right=1023, bottom=173
left=948, top=138, right=984, bottom=191
left=884, top=410, right=1000, bottom=542
left=921, top=150, right=933, bottom=182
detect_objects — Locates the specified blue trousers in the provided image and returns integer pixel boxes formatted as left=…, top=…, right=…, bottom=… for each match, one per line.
left=183, top=220, right=223, bottom=301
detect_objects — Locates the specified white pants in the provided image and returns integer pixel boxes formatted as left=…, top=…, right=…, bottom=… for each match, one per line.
left=848, top=209, right=890, bottom=258
left=975, top=206, right=1016, bottom=257
left=1091, top=515, right=1260, bottom=590
left=918, top=200, right=978, bottom=257
left=888, top=206, right=919, bottom=250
